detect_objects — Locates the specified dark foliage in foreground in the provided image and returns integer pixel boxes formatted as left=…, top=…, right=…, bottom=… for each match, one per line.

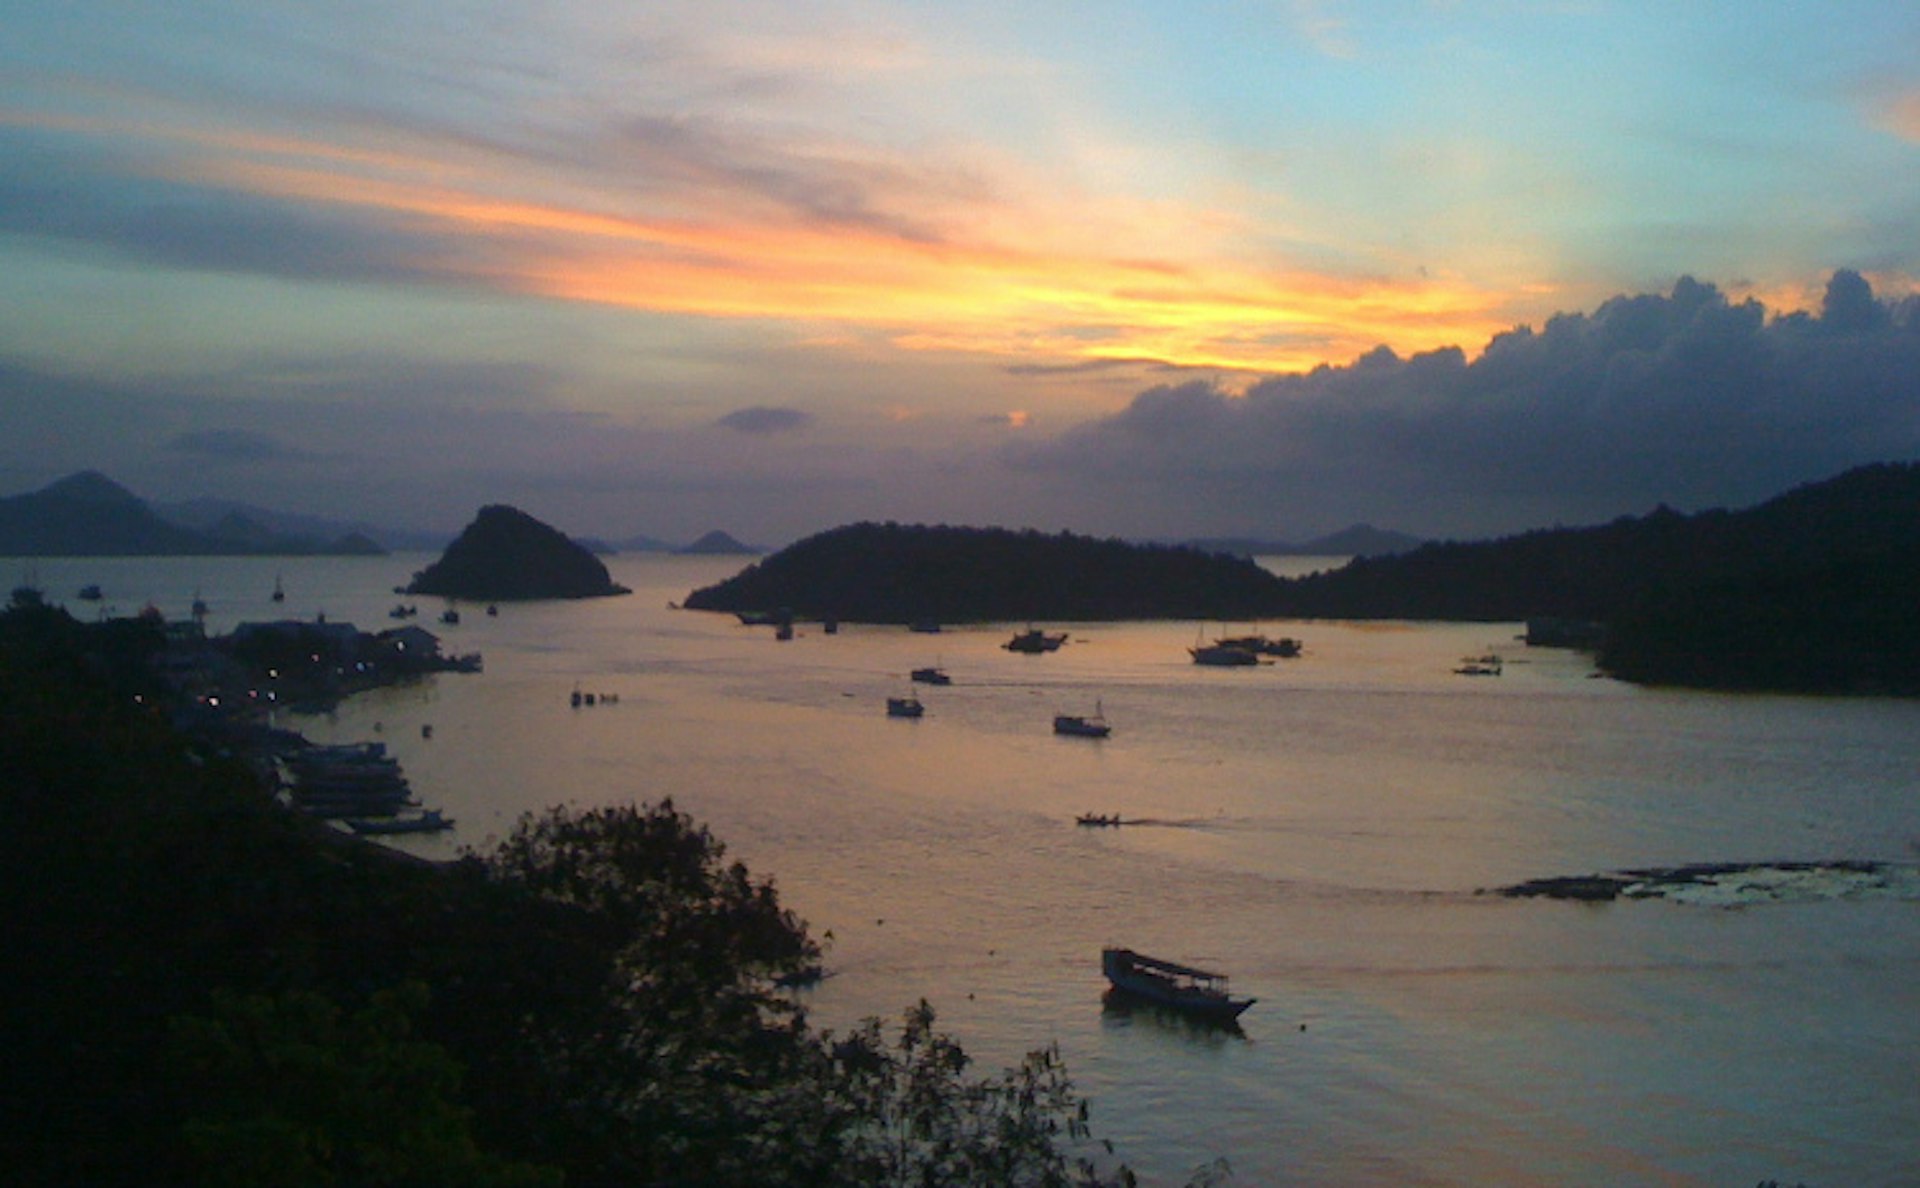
left=0, top=601, right=1151, bottom=1186
left=683, top=521, right=1291, bottom=623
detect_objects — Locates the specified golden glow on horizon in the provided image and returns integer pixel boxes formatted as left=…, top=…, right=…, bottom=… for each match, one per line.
left=17, top=101, right=1798, bottom=378
left=169, top=145, right=1513, bottom=373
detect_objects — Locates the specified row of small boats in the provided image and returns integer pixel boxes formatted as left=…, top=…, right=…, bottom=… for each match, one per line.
left=886, top=689, right=1111, bottom=738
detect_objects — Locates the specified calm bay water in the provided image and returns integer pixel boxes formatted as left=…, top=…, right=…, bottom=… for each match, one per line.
left=23, top=552, right=1920, bottom=1186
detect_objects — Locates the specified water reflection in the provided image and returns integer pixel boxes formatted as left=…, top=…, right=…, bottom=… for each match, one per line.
left=1099, top=989, right=1248, bottom=1044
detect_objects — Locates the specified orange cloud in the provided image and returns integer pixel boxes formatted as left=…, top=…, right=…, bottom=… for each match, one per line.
left=70, top=103, right=1520, bottom=375
left=1872, top=89, right=1920, bottom=143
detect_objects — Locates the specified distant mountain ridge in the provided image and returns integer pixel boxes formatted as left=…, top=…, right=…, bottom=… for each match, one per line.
left=1181, top=524, right=1424, bottom=558
left=155, top=496, right=442, bottom=551
left=675, top=530, right=758, bottom=556
left=0, top=472, right=383, bottom=556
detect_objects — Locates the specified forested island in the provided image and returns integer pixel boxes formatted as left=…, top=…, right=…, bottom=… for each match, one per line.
left=1268, top=461, right=1920, bottom=694
left=683, top=522, right=1293, bottom=623
left=686, top=462, right=1920, bottom=696
left=0, top=593, right=1159, bottom=1187
left=404, top=505, right=630, bottom=601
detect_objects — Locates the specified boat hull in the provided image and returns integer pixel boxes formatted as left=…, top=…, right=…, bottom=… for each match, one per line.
left=1102, top=947, right=1254, bottom=1019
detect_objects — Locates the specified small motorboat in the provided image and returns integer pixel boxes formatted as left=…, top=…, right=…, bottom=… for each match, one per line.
left=910, top=666, right=952, bottom=685
left=1076, top=813, right=1122, bottom=827
left=886, top=695, right=925, bottom=718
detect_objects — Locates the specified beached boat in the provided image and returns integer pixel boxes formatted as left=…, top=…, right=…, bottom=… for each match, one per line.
left=1054, top=700, right=1111, bottom=738
left=886, top=695, right=925, bottom=718
left=1102, top=947, right=1255, bottom=1020
left=910, top=666, right=952, bottom=685
left=347, top=808, right=453, bottom=835
left=1004, top=627, right=1068, bottom=653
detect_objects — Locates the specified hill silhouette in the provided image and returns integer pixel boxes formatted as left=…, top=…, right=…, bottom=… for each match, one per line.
left=405, top=505, right=630, bottom=600
left=1267, top=461, right=1920, bottom=693
left=0, top=471, right=384, bottom=556
left=675, top=530, right=757, bottom=555
left=683, top=522, right=1291, bottom=623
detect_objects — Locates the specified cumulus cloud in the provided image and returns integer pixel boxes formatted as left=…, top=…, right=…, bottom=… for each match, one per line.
left=716, top=405, right=813, bottom=434
left=1011, top=271, right=1920, bottom=539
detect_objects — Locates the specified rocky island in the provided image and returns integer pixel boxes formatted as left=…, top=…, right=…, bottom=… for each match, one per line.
left=405, top=504, right=630, bottom=601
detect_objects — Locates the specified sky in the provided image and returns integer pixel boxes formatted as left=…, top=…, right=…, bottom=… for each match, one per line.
left=3, top=1, right=1920, bottom=547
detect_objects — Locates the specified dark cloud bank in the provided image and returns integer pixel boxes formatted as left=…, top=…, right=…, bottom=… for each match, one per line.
left=1016, top=271, right=1920, bottom=540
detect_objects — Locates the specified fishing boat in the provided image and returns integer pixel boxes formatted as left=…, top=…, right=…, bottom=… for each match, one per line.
left=1076, top=813, right=1122, bottom=827
left=1053, top=699, right=1111, bottom=738
left=1101, top=947, right=1255, bottom=1020
left=271, top=574, right=285, bottom=603
left=1004, top=627, right=1068, bottom=653
left=1454, top=653, right=1503, bottom=676
left=77, top=583, right=103, bottom=601
left=910, top=666, right=952, bottom=685
left=1189, top=642, right=1260, bottom=666
left=1214, top=633, right=1301, bottom=658
left=886, top=695, right=925, bottom=718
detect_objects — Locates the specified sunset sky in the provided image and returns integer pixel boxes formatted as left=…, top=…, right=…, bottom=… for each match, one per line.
left=4, top=2, right=1919, bottom=545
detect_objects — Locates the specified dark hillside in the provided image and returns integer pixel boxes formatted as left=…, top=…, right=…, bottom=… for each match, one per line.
left=683, top=522, right=1291, bottom=623
left=405, top=505, right=630, bottom=601
left=1267, top=461, right=1920, bottom=693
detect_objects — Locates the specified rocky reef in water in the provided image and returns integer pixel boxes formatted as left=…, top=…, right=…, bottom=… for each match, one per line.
left=404, top=504, right=630, bottom=601
left=1493, top=860, right=1920, bottom=906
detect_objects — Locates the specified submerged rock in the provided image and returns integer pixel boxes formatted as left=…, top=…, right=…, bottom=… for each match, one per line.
left=405, top=505, right=630, bottom=601
left=1496, top=860, right=1920, bottom=906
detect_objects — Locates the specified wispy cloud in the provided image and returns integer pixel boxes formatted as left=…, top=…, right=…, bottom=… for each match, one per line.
left=167, top=428, right=315, bottom=463
left=716, top=406, right=812, bottom=434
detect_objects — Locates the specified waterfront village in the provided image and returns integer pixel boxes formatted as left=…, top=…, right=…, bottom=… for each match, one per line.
left=28, top=587, right=483, bottom=834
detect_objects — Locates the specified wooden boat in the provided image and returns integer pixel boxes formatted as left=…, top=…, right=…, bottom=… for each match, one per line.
left=1454, top=653, right=1503, bottom=676
left=1189, top=642, right=1260, bottom=666
left=1076, top=813, right=1122, bottom=827
left=910, top=666, right=951, bottom=685
left=1005, top=627, right=1068, bottom=653
left=1102, top=947, right=1254, bottom=1020
left=1214, top=633, right=1301, bottom=658
left=1053, top=699, right=1111, bottom=738
left=886, top=695, right=924, bottom=718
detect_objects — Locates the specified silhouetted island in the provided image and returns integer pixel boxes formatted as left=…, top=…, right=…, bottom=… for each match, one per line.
left=405, top=505, right=630, bottom=601
left=1266, top=461, right=1920, bottom=695
left=683, top=522, right=1291, bottom=623
left=675, top=529, right=758, bottom=555
left=0, top=471, right=386, bottom=556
